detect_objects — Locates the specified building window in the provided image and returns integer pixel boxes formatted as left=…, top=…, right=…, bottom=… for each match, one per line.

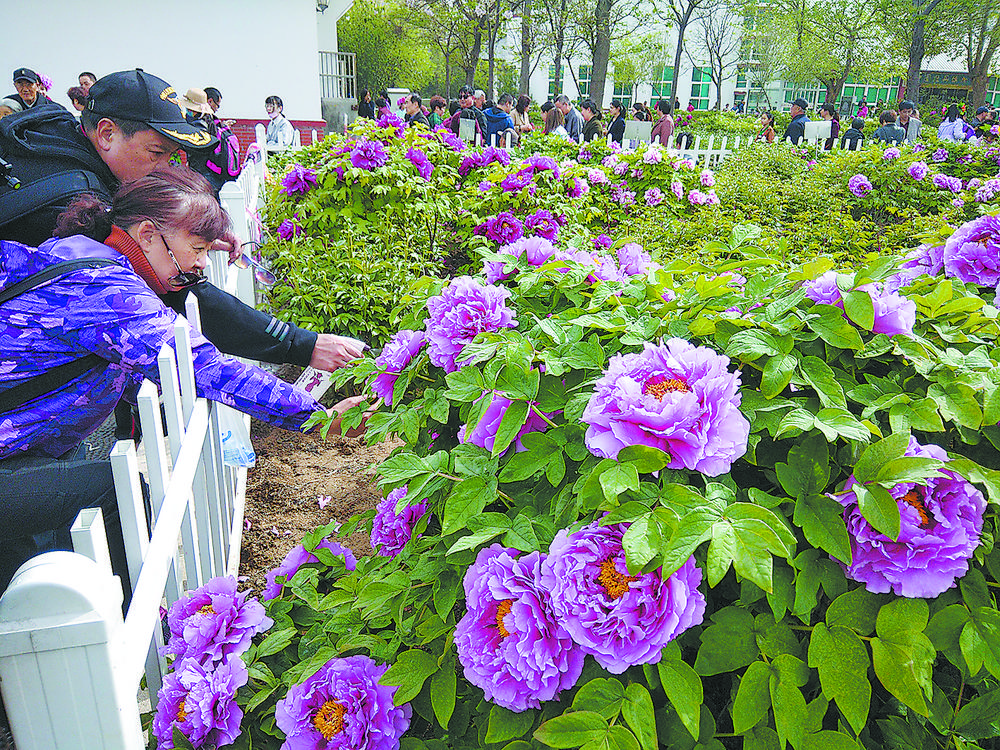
left=691, top=67, right=711, bottom=110
left=578, top=65, right=591, bottom=98
left=548, top=65, right=559, bottom=100
left=989, top=76, right=1000, bottom=106
left=651, top=64, right=674, bottom=102
left=613, top=81, right=633, bottom=109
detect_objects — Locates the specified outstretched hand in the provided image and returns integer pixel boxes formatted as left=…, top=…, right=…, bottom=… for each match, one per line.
left=325, top=395, right=379, bottom=438
left=309, top=334, right=367, bottom=372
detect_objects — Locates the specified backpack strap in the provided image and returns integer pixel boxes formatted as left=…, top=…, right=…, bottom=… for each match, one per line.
left=0, top=258, right=121, bottom=413
left=0, top=169, right=109, bottom=231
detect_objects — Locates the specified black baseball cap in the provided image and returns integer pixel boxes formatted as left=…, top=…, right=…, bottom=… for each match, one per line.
left=86, top=69, right=216, bottom=150
left=977, top=106, right=990, bottom=115
left=13, top=68, right=39, bottom=84
left=792, top=97, right=809, bottom=109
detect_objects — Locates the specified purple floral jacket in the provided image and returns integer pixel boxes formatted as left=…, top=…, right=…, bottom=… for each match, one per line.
left=0, top=234, right=322, bottom=458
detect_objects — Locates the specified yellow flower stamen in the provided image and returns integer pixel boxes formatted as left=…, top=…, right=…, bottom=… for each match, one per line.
left=496, top=599, right=514, bottom=638
left=313, top=700, right=346, bottom=740
left=643, top=377, right=690, bottom=400
left=901, top=489, right=932, bottom=528
left=597, top=558, right=639, bottom=600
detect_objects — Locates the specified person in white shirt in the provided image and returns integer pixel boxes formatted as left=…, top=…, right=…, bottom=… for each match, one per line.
left=265, top=95, right=294, bottom=151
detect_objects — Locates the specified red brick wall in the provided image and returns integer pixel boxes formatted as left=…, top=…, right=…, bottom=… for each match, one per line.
left=228, top=119, right=328, bottom=155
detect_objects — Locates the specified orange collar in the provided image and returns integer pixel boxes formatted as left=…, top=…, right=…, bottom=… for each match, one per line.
left=103, top=225, right=170, bottom=295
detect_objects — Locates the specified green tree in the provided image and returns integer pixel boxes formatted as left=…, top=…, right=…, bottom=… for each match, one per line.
left=339, top=0, right=435, bottom=91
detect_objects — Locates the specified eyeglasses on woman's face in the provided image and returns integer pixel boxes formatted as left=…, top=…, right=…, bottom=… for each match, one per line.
left=160, top=233, right=206, bottom=289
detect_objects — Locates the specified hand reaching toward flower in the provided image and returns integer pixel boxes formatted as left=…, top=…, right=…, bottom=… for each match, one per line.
left=325, top=395, right=379, bottom=438
left=310, top=334, right=367, bottom=371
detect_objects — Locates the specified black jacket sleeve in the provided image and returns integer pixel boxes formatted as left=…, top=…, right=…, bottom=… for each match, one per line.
left=161, top=282, right=317, bottom=367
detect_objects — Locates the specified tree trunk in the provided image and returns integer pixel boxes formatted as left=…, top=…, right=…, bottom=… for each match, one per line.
left=589, top=0, right=613, bottom=106
left=906, top=16, right=926, bottom=103
left=553, top=0, right=566, bottom=98
left=971, top=71, right=991, bottom=105
left=465, top=27, right=483, bottom=87
left=445, top=49, right=451, bottom=100
left=519, top=0, right=532, bottom=93
left=670, top=15, right=691, bottom=110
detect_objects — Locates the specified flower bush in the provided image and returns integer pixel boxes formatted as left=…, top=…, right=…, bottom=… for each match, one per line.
left=231, top=209, right=1000, bottom=750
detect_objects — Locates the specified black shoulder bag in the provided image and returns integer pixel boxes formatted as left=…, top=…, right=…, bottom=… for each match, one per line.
left=0, top=258, right=120, bottom=413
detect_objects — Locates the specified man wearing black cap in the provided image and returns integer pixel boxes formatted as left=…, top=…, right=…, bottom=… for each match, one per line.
left=0, top=69, right=363, bottom=387
left=973, top=105, right=994, bottom=141
left=783, top=98, right=810, bottom=144
left=0, top=68, right=59, bottom=118
left=897, top=101, right=922, bottom=143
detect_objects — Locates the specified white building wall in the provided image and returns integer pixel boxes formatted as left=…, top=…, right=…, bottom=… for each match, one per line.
left=2, top=0, right=325, bottom=121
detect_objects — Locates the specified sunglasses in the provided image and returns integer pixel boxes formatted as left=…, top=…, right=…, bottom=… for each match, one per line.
left=161, top=234, right=206, bottom=289
left=235, top=242, right=278, bottom=286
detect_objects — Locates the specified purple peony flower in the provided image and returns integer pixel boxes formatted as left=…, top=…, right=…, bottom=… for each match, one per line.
left=602, top=154, right=620, bottom=169
left=805, top=271, right=916, bottom=337
left=688, top=189, right=709, bottom=206
left=593, top=234, right=613, bottom=251
left=436, top=126, right=466, bottom=152
left=275, top=655, right=411, bottom=750
left=582, top=339, right=749, bottom=476
left=371, top=485, right=428, bottom=558
left=455, top=546, right=584, bottom=711
left=953, top=197, right=965, bottom=208
left=153, top=655, right=247, bottom=750
left=614, top=161, right=630, bottom=176
left=943, top=215, right=1000, bottom=290
left=281, top=164, right=318, bottom=195
left=612, top=183, right=636, bottom=206
left=484, top=212, right=524, bottom=245
left=406, top=147, right=434, bottom=180
left=591, top=253, right=628, bottom=283
left=501, top=168, right=534, bottom=192
left=478, top=180, right=492, bottom=192
left=932, top=147, right=949, bottom=163
left=932, top=173, right=962, bottom=193
left=525, top=209, right=559, bottom=241
left=700, top=169, right=716, bottom=187
left=458, top=391, right=550, bottom=453
left=163, top=576, right=272, bottom=664
left=908, top=161, right=929, bottom=180
left=661, top=288, right=677, bottom=303
left=482, top=146, right=511, bottom=166
left=351, top=138, right=389, bottom=170
left=459, top=153, right=485, bottom=176
left=540, top=522, right=705, bottom=674
left=263, top=538, right=358, bottom=602
left=525, top=154, right=558, bottom=175
left=671, top=180, right=684, bottom=200
left=588, top=168, right=609, bottom=185
left=485, top=235, right=558, bottom=282
left=376, top=112, right=405, bottom=138
left=885, top=243, right=945, bottom=292
left=425, top=276, right=518, bottom=373
left=883, top=148, right=901, bottom=160
left=832, top=438, right=986, bottom=598
left=616, top=243, right=653, bottom=276
left=913, top=143, right=927, bottom=152
left=568, top=176, right=589, bottom=198
left=642, top=146, right=663, bottom=164
left=278, top=217, right=306, bottom=240
left=848, top=174, right=873, bottom=198
left=370, top=330, right=425, bottom=405
left=645, top=187, right=664, bottom=206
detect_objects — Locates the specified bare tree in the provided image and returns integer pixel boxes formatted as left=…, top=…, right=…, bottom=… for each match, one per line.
left=686, top=0, right=743, bottom=108
left=658, top=0, right=712, bottom=109
left=950, top=0, right=1000, bottom=104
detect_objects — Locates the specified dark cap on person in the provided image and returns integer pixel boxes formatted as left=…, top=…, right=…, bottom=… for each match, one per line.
left=13, top=68, right=39, bottom=84
left=792, top=97, right=809, bottom=110
left=977, top=105, right=990, bottom=115
left=900, top=100, right=915, bottom=111
left=86, top=69, right=216, bottom=150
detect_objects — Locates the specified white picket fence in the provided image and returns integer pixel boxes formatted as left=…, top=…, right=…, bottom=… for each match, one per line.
left=614, top=132, right=863, bottom=168
left=254, top=122, right=321, bottom=154
left=0, top=162, right=267, bottom=749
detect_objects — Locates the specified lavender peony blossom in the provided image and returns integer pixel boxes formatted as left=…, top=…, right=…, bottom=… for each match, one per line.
left=687, top=189, right=709, bottom=206
left=953, top=197, right=965, bottom=208
left=700, top=169, right=716, bottom=187
left=376, top=112, right=405, bottom=138
left=932, top=173, right=962, bottom=193
left=848, top=174, right=873, bottom=198
left=425, top=277, right=518, bottom=373
left=645, top=187, right=664, bottom=206
left=275, top=655, right=411, bottom=750
left=351, top=138, right=388, bottom=170
left=588, top=168, right=609, bottom=185
left=805, top=271, right=916, bottom=337
left=568, top=176, right=589, bottom=198
left=943, top=214, right=1000, bottom=290
left=885, top=243, right=945, bottom=292
left=525, top=209, right=559, bottom=241
left=908, top=161, right=929, bottom=180
left=278, top=217, right=306, bottom=240
left=525, top=154, right=559, bottom=175
left=540, top=522, right=705, bottom=673
left=455, top=546, right=584, bottom=711
left=484, top=212, right=524, bottom=245
left=671, top=180, right=684, bottom=200
left=616, top=243, right=654, bottom=276
left=164, top=576, right=272, bottom=664
left=883, top=148, right=901, bottom=160
left=932, top=147, right=949, bottom=162
left=485, top=235, right=559, bottom=282
left=281, top=165, right=318, bottom=195
left=612, top=183, right=636, bottom=206
left=370, top=330, right=425, bottom=405
left=153, top=655, right=247, bottom=750
left=371, top=485, right=428, bottom=558
left=832, top=439, right=986, bottom=598
left=593, top=234, right=613, bottom=251
left=501, top=168, right=534, bottom=192
left=436, top=126, right=466, bottom=152
left=406, top=148, right=433, bottom=180
left=458, top=391, right=550, bottom=453
left=582, top=339, right=749, bottom=476
left=263, top=539, right=358, bottom=601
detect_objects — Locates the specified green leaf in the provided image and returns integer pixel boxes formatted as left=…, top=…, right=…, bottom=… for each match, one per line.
left=442, top=476, right=497, bottom=535
left=533, top=711, right=609, bottom=749
left=953, top=688, right=1000, bottom=740
left=606, top=726, right=641, bottom=750
left=851, top=431, right=911, bottom=484
left=761, top=354, right=798, bottom=399
left=623, top=683, right=658, bottom=750
left=572, top=678, right=626, bottom=720
left=800, top=731, right=863, bottom=750
left=807, top=624, right=871, bottom=735
left=503, top=514, right=539, bottom=552
left=695, top=607, right=760, bottom=675
left=928, top=381, right=983, bottom=429
left=500, top=439, right=555, bottom=482
left=600, top=463, right=640, bottom=503
left=732, top=660, right=773, bottom=734
left=813, top=408, right=871, bottom=443
left=843, top=290, right=875, bottom=331
left=445, top=366, right=486, bottom=401
left=853, top=483, right=900, bottom=540
left=775, top=436, right=830, bottom=498
left=769, top=654, right=810, bottom=749
left=961, top=607, right=1000, bottom=678
left=255, top=627, right=296, bottom=659
left=430, top=663, right=456, bottom=729
left=617, top=444, right=672, bottom=473
left=496, top=363, right=540, bottom=401
left=486, top=705, right=536, bottom=744
left=808, top=305, right=864, bottom=350
left=793, top=494, right=852, bottom=563
left=826, top=588, right=882, bottom=635
left=379, top=649, right=440, bottom=705
left=799, top=356, right=847, bottom=409
left=493, top=399, right=531, bottom=456
left=872, top=600, right=934, bottom=716
left=657, top=650, right=702, bottom=740
left=379, top=452, right=434, bottom=482
left=727, top=329, right=783, bottom=360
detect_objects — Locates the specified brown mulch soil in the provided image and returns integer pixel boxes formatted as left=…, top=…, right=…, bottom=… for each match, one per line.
left=238, top=420, right=399, bottom=595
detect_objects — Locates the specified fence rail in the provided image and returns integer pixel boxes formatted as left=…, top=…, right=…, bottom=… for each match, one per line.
left=0, top=162, right=266, bottom=750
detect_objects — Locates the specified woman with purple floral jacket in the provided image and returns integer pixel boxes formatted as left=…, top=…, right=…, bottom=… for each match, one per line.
left=0, top=167, right=361, bottom=593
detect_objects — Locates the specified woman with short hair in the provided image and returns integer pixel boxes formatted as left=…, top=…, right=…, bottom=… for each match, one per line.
left=265, top=95, right=294, bottom=151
